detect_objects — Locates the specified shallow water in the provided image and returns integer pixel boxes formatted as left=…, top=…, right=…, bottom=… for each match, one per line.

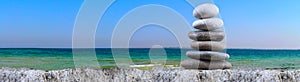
left=0, top=48, right=299, bottom=70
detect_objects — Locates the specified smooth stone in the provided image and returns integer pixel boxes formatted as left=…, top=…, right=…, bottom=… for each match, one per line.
left=186, top=51, right=229, bottom=60
left=190, top=41, right=225, bottom=51
left=193, top=3, right=219, bottom=19
left=180, top=59, right=232, bottom=69
left=192, top=18, right=224, bottom=31
left=188, top=31, right=225, bottom=41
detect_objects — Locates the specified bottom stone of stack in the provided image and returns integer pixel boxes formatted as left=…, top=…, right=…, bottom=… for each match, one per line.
left=180, top=59, right=232, bottom=70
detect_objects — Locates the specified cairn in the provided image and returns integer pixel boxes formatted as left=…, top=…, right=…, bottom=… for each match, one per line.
left=181, top=3, right=232, bottom=70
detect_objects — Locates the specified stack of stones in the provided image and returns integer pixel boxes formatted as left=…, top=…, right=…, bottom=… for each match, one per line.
left=181, top=3, right=232, bottom=70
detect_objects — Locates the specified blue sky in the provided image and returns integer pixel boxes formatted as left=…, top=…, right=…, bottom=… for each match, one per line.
left=1, top=0, right=300, bottom=49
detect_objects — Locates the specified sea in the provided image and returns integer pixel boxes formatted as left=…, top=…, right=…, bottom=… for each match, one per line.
left=0, top=48, right=299, bottom=70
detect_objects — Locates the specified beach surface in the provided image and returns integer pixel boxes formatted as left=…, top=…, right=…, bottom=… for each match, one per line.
left=1, top=67, right=299, bottom=82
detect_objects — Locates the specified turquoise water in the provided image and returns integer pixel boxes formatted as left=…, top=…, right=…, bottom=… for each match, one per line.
left=0, top=48, right=299, bottom=70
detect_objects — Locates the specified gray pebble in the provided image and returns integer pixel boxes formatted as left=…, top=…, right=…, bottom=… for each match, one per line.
left=188, top=31, right=224, bottom=41
left=193, top=3, right=219, bottom=19
left=186, top=51, right=229, bottom=60
left=180, top=59, right=232, bottom=69
left=192, top=18, right=224, bottom=31
left=190, top=41, right=225, bottom=51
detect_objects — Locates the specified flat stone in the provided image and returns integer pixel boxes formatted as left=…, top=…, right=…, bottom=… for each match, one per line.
left=192, top=18, right=224, bottom=31
left=190, top=41, right=225, bottom=51
left=186, top=51, right=229, bottom=60
left=180, top=59, right=232, bottom=69
left=188, top=31, right=224, bottom=41
left=193, top=3, right=219, bottom=19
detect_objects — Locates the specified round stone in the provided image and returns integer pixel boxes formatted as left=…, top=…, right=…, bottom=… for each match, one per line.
left=192, top=18, right=224, bottom=31
left=190, top=41, right=225, bottom=51
left=186, top=51, right=229, bottom=60
left=193, top=3, right=219, bottom=19
left=180, top=59, right=232, bottom=69
left=188, top=31, right=224, bottom=41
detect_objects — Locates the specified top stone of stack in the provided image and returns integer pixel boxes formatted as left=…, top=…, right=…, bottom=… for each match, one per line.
left=192, top=3, right=223, bottom=31
left=193, top=3, right=219, bottom=19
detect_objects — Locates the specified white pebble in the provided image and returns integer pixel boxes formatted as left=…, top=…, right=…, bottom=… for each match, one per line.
left=192, top=18, right=224, bottom=31
left=193, top=3, right=219, bottom=19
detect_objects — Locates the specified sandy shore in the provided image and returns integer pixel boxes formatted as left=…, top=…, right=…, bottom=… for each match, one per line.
left=0, top=67, right=299, bottom=82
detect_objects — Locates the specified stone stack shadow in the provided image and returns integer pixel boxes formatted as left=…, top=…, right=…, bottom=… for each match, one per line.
left=181, top=3, right=232, bottom=70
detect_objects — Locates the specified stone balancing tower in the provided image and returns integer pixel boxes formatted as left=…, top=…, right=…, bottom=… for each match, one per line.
left=181, top=3, right=232, bottom=70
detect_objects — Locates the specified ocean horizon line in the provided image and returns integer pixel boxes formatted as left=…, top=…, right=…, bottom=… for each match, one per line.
left=0, top=47, right=299, bottom=50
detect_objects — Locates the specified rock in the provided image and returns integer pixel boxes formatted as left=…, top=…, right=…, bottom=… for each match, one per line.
left=1, top=68, right=300, bottom=81
left=192, top=18, right=224, bottom=31
left=188, top=31, right=224, bottom=41
left=186, top=51, right=229, bottom=60
left=193, top=3, right=219, bottom=19
left=190, top=41, right=225, bottom=51
left=180, top=59, right=232, bottom=69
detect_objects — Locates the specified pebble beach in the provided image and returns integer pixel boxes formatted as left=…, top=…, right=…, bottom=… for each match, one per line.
left=1, top=67, right=300, bottom=82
